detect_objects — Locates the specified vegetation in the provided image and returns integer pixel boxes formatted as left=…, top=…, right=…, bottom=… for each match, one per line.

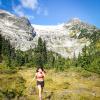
left=76, top=30, right=100, bottom=74
left=0, top=29, right=100, bottom=73
left=0, top=64, right=26, bottom=100
left=0, top=29, right=100, bottom=99
left=0, top=35, right=69, bottom=70
left=0, top=34, right=2, bottom=63
left=34, top=37, right=47, bottom=67
left=0, top=67, right=99, bottom=100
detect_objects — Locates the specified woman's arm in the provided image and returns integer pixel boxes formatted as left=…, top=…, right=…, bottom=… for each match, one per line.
left=42, top=71, right=45, bottom=77
left=33, top=73, right=37, bottom=80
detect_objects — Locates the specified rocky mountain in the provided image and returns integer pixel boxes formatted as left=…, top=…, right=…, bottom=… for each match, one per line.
left=0, top=10, right=97, bottom=58
left=64, top=18, right=97, bottom=38
left=32, top=18, right=96, bottom=58
left=0, top=10, right=36, bottom=51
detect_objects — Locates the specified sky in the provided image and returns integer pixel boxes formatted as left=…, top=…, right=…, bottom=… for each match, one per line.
left=0, top=0, right=100, bottom=27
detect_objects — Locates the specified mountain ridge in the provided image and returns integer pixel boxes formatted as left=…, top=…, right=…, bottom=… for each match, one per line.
left=0, top=9, right=36, bottom=51
left=32, top=18, right=96, bottom=58
left=0, top=9, right=98, bottom=58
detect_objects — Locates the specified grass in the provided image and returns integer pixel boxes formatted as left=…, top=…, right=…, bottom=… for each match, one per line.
left=0, top=64, right=100, bottom=100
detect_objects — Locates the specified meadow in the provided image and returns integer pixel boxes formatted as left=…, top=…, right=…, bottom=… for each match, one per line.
left=0, top=64, right=100, bottom=100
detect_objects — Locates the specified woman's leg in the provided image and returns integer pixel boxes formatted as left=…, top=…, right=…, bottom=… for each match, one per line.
left=37, top=85, right=42, bottom=100
left=41, top=87, right=43, bottom=93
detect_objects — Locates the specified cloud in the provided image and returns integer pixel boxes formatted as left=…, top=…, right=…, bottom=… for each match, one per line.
left=26, top=15, right=35, bottom=19
left=20, top=0, right=38, bottom=10
left=13, top=5, right=35, bottom=20
left=12, top=0, right=48, bottom=20
left=37, top=7, right=48, bottom=16
left=44, top=9, right=48, bottom=16
left=36, top=7, right=41, bottom=15
left=12, top=0, right=39, bottom=17
left=13, top=5, right=24, bottom=17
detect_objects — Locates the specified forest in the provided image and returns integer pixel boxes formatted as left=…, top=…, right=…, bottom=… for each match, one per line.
left=0, top=30, right=100, bottom=73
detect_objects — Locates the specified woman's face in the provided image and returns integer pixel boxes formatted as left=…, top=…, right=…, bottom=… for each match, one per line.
left=38, top=68, right=42, bottom=72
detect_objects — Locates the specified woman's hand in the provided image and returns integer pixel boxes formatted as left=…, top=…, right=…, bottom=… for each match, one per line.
left=42, top=71, right=45, bottom=77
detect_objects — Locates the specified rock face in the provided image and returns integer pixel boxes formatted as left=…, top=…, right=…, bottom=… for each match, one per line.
left=0, top=10, right=36, bottom=51
left=0, top=10, right=97, bottom=58
left=32, top=18, right=95, bottom=58
left=64, top=18, right=96, bottom=38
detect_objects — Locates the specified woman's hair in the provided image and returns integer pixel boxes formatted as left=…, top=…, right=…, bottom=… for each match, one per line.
left=36, top=67, right=44, bottom=72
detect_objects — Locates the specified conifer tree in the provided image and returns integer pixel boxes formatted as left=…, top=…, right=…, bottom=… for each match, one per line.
left=0, top=34, right=2, bottom=63
left=42, top=40, right=47, bottom=64
left=34, top=37, right=47, bottom=67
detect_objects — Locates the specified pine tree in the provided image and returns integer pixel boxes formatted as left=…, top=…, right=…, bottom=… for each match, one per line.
left=0, top=34, right=2, bottom=63
left=34, top=37, right=47, bottom=67
left=73, top=52, right=77, bottom=67
left=6, top=40, right=12, bottom=67
left=37, top=37, right=43, bottom=53
left=42, top=40, right=47, bottom=64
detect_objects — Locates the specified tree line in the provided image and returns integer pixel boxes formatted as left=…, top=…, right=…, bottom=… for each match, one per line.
left=0, top=34, right=65, bottom=69
left=77, top=30, right=100, bottom=73
left=0, top=29, right=100, bottom=73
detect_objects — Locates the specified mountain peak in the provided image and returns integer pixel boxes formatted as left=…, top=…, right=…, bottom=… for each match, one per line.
left=0, top=9, right=14, bottom=16
left=67, top=18, right=81, bottom=24
left=0, top=9, right=36, bottom=51
left=70, top=18, right=81, bottom=21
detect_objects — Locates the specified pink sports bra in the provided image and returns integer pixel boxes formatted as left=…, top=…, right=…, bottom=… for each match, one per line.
left=36, top=72, right=44, bottom=78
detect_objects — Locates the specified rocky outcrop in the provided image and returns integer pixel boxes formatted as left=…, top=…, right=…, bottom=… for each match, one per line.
left=32, top=18, right=98, bottom=58
left=0, top=10, right=36, bottom=51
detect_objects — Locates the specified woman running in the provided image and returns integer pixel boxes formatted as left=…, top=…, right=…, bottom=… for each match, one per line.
left=35, top=67, right=45, bottom=100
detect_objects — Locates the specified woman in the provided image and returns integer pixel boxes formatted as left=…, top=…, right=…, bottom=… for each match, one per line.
left=35, top=67, right=45, bottom=100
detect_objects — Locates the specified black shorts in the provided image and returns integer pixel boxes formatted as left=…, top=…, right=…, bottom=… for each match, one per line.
left=37, top=81, right=44, bottom=88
